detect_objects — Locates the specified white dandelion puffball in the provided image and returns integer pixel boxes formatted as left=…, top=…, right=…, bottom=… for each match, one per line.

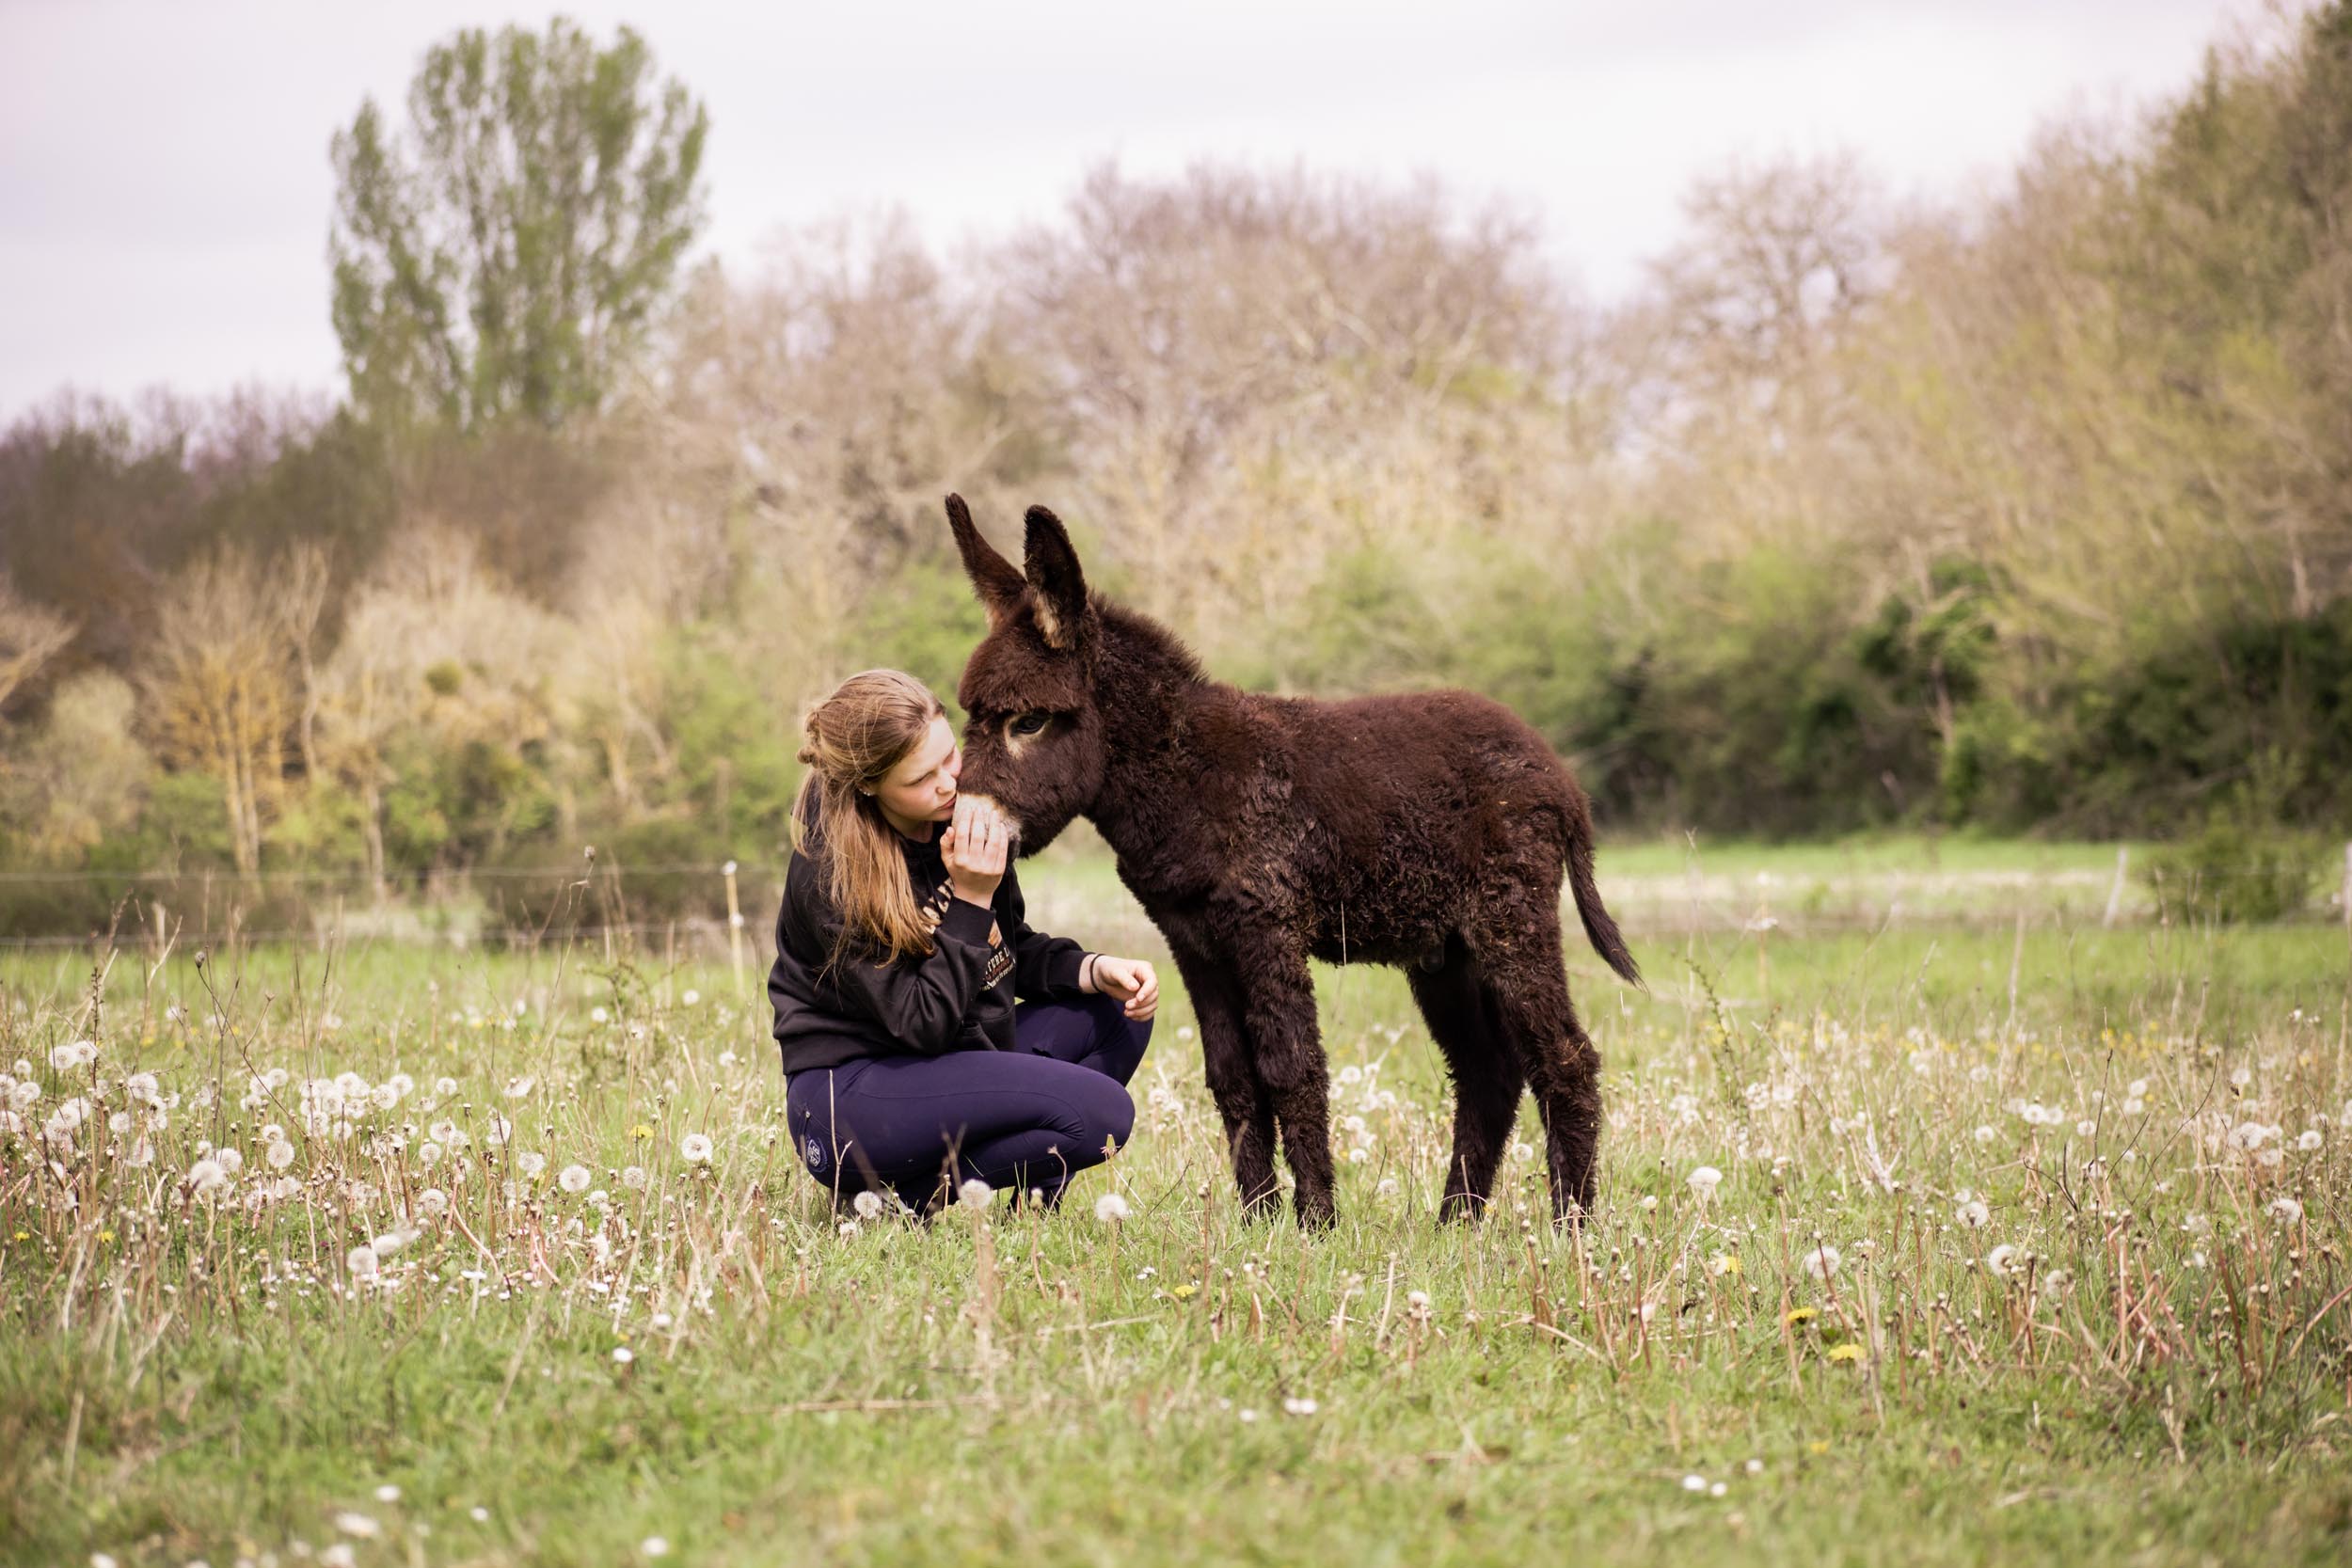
left=2268, top=1196, right=2305, bottom=1226
left=622, top=1164, right=649, bottom=1190
left=2296, top=1129, right=2323, bottom=1151
left=1282, top=1397, right=1319, bottom=1416
left=1956, top=1198, right=1990, bottom=1228
left=1681, top=1474, right=1708, bottom=1493
left=417, top=1188, right=450, bottom=1216
left=1686, top=1165, right=1723, bottom=1196
left=516, top=1151, right=548, bottom=1180
left=1973, top=1125, right=1998, bottom=1145
left=559, top=1164, right=592, bottom=1194
left=837, top=1219, right=861, bottom=1237
left=185, top=1157, right=228, bottom=1196
left=323, top=1545, right=357, bottom=1568
left=374, top=1484, right=401, bottom=1503
left=681, top=990, right=700, bottom=1006
left=266, top=1138, right=296, bottom=1170
left=959, top=1178, right=994, bottom=1211
left=1094, top=1192, right=1131, bottom=1222
left=680, top=1132, right=713, bottom=1164
left=643, top=1538, right=670, bottom=1558
left=851, top=1189, right=884, bottom=1220
left=503, top=1074, right=535, bottom=1100
left=612, top=1346, right=634, bottom=1365
left=591, top=1006, right=611, bottom=1024
left=333, top=1511, right=381, bottom=1538
left=1802, top=1243, right=1841, bottom=1281
left=347, top=1244, right=379, bottom=1279
left=1985, top=1243, right=2020, bottom=1277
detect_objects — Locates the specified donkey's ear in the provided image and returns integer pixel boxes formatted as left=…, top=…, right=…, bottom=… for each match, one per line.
left=946, top=494, right=1025, bottom=626
left=1022, top=504, right=1090, bottom=652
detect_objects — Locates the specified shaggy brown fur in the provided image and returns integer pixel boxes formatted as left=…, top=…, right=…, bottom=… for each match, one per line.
left=945, top=495, right=1641, bottom=1227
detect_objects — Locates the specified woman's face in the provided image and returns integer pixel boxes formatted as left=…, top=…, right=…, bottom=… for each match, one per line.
left=871, top=715, right=961, bottom=836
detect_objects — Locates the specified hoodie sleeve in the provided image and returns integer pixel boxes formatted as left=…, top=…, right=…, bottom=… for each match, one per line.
left=1000, top=860, right=1089, bottom=1002
left=787, top=852, right=1002, bottom=1055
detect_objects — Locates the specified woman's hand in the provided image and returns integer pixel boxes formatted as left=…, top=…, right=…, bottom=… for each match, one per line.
left=939, top=797, right=1009, bottom=907
left=1086, top=955, right=1159, bottom=1021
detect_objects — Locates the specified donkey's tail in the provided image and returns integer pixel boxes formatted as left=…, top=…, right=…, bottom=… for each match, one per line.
left=1565, top=821, right=1644, bottom=990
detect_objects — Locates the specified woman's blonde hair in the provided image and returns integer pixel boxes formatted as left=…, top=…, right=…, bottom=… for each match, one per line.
left=792, top=669, right=950, bottom=969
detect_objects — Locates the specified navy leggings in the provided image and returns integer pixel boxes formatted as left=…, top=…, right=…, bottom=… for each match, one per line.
left=786, top=992, right=1151, bottom=1209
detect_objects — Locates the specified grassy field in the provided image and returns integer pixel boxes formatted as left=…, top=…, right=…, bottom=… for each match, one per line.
left=3, top=840, right=2349, bottom=1566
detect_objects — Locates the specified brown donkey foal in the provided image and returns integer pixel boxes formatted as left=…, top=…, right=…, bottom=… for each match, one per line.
left=945, top=496, right=1642, bottom=1227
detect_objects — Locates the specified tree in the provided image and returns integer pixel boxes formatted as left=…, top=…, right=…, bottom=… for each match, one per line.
left=138, top=547, right=312, bottom=875
left=328, top=17, right=709, bottom=432
left=0, top=571, right=77, bottom=716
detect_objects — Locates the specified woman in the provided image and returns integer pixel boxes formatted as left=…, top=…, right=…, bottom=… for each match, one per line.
left=770, top=669, right=1158, bottom=1212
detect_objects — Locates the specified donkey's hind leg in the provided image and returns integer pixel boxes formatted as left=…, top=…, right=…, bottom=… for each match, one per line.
left=1406, top=936, right=1523, bottom=1222
left=1471, top=909, right=1604, bottom=1222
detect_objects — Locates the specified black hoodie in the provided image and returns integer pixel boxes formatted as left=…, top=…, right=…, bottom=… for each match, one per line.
left=768, top=821, right=1090, bottom=1077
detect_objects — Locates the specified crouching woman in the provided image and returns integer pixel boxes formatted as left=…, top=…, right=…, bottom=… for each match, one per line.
left=770, top=669, right=1156, bottom=1212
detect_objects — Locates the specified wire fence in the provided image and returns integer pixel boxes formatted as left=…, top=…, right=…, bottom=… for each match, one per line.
left=0, top=842, right=2345, bottom=955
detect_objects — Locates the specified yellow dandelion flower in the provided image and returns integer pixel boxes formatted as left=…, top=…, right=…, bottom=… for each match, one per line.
left=1825, top=1343, right=1865, bottom=1363
left=1784, top=1307, right=1819, bottom=1325
left=12, top=1230, right=30, bottom=1243
left=1170, top=1283, right=1199, bottom=1301
left=628, top=1124, right=655, bottom=1141
left=98, top=1230, right=116, bottom=1243
left=1808, top=1440, right=1831, bottom=1455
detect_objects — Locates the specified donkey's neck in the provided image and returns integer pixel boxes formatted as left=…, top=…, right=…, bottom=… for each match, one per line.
left=1083, top=602, right=1215, bottom=862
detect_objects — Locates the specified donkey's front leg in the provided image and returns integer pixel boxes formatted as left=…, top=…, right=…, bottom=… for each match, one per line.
left=1241, top=953, right=1337, bottom=1230
left=1168, top=937, right=1279, bottom=1216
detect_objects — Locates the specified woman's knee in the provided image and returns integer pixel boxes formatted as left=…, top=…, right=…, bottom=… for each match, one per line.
left=1053, top=1077, right=1135, bottom=1167
left=1082, top=991, right=1152, bottom=1080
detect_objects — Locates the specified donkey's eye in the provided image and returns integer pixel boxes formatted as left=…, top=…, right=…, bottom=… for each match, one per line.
left=1009, top=713, right=1050, bottom=737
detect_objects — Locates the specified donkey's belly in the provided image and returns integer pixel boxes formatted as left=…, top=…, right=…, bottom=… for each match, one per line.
left=1304, top=914, right=1451, bottom=968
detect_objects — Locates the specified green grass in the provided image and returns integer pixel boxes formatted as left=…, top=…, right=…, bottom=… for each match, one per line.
left=2, top=840, right=2349, bottom=1566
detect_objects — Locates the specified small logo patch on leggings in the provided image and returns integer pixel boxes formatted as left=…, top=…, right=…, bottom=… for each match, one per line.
left=803, top=1134, right=828, bottom=1173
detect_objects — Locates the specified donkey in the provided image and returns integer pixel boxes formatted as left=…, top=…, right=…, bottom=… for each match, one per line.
left=944, top=495, right=1642, bottom=1227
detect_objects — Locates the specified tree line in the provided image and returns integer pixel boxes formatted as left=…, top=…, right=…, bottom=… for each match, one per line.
left=3, top=8, right=2349, bottom=937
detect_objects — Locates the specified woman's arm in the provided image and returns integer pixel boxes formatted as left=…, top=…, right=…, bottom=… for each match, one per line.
left=787, top=855, right=1003, bottom=1054
left=998, top=860, right=1089, bottom=1001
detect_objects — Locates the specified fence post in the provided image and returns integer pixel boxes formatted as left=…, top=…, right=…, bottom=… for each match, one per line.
left=2103, top=846, right=2129, bottom=928
left=723, top=860, right=745, bottom=997
left=2341, top=840, right=2350, bottom=971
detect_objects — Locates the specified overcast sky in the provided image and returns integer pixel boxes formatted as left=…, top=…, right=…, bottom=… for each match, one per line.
left=0, top=0, right=2268, bottom=421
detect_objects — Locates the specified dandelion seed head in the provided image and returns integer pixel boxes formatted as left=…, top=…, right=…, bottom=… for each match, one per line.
left=1687, top=1165, right=1723, bottom=1196
left=852, top=1190, right=884, bottom=1220
left=1094, top=1192, right=1130, bottom=1222
left=959, top=1178, right=994, bottom=1211
left=680, top=1132, right=713, bottom=1164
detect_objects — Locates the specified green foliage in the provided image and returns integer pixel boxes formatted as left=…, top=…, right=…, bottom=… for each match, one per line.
left=381, top=733, right=558, bottom=875
left=2140, top=759, right=2328, bottom=924
left=850, top=558, right=996, bottom=720
left=328, top=17, right=709, bottom=431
